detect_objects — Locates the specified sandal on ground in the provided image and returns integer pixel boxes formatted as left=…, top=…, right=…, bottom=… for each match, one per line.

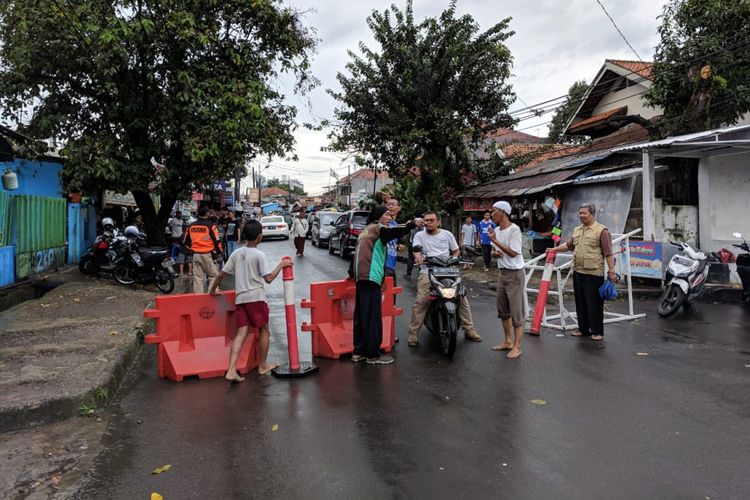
left=570, top=330, right=586, bottom=337
left=590, top=335, right=603, bottom=341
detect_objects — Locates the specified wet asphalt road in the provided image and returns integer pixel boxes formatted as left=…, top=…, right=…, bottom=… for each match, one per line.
left=77, top=238, right=750, bottom=499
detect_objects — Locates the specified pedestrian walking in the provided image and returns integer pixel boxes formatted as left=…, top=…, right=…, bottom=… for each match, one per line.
left=407, top=211, right=482, bottom=347
left=184, top=205, right=222, bottom=293
left=479, top=211, right=496, bottom=271
left=352, top=205, right=420, bottom=365
left=291, top=210, right=309, bottom=256
left=487, top=201, right=525, bottom=359
left=459, top=216, right=479, bottom=269
left=546, top=203, right=617, bottom=341
left=209, top=220, right=293, bottom=381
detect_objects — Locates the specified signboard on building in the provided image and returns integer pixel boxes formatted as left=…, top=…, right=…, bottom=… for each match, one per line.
left=618, top=241, right=662, bottom=279
left=248, top=188, right=260, bottom=204
left=104, top=190, right=137, bottom=207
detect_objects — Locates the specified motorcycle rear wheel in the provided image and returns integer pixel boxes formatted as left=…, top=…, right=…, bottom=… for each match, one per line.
left=438, top=309, right=458, bottom=357
left=78, top=255, right=98, bottom=275
left=113, top=264, right=136, bottom=285
left=657, top=284, right=685, bottom=317
left=155, top=270, right=175, bottom=294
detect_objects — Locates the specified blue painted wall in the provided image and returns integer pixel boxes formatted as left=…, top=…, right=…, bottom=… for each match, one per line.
left=1, top=158, right=63, bottom=197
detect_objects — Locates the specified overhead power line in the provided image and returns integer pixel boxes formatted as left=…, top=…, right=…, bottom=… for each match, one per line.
left=595, top=0, right=643, bottom=62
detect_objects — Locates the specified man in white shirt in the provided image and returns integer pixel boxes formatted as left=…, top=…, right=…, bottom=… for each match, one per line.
left=459, top=216, right=478, bottom=269
left=407, top=211, right=482, bottom=347
left=487, top=200, right=525, bottom=359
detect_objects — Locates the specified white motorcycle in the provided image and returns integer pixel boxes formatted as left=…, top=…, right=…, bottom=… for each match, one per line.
left=657, top=241, right=710, bottom=317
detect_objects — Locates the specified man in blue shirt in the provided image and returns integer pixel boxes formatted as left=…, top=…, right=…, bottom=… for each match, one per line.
left=479, top=211, right=496, bottom=271
left=384, top=198, right=404, bottom=288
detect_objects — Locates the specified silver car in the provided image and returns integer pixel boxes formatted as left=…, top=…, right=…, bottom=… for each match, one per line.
left=311, top=212, right=340, bottom=248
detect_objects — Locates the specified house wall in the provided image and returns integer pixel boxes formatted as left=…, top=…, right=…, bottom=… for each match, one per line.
left=699, top=153, right=750, bottom=251
left=594, top=83, right=660, bottom=120
left=350, top=176, right=392, bottom=195
left=0, top=158, right=63, bottom=197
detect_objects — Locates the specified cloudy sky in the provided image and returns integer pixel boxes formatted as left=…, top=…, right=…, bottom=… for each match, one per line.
left=249, top=0, right=668, bottom=195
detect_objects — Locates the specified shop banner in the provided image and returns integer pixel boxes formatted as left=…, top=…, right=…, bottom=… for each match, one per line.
left=618, top=241, right=662, bottom=279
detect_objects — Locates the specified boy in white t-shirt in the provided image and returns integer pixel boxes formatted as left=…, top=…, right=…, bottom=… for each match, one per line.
left=209, top=220, right=292, bottom=382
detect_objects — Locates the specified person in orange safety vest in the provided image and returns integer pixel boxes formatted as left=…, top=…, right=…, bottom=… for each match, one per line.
left=184, top=205, right=222, bottom=293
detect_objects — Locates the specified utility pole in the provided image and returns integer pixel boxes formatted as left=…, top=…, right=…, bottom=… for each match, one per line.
left=348, top=164, right=352, bottom=208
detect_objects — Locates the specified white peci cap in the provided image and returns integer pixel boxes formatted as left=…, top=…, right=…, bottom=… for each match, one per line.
left=492, top=200, right=512, bottom=215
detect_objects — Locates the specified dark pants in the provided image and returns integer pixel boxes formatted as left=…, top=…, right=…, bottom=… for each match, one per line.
left=353, top=281, right=383, bottom=359
left=406, top=244, right=415, bottom=277
left=294, top=236, right=306, bottom=256
left=481, top=244, right=493, bottom=269
left=573, top=272, right=605, bottom=336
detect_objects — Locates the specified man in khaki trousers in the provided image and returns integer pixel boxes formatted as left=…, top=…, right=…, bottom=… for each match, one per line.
left=184, top=205, right=222, bottom=293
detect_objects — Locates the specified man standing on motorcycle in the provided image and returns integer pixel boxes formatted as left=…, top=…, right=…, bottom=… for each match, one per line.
left=184, top=205, right=223, bottom=293
left=546, top=203, right=617, bottom=341
left=487, top=201, right=525, bottom=359
left=407, top=211, right=482, bottom=347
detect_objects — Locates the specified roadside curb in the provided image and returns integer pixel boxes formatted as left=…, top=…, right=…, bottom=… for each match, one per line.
left=0, top=321, right=146, bottom=434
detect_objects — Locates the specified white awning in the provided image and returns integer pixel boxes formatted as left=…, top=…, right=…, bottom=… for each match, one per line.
left=613, top=123, right=750, bottom=158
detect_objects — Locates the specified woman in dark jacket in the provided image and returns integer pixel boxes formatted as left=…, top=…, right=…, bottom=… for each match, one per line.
left=352, top=205, right=421, bottom=365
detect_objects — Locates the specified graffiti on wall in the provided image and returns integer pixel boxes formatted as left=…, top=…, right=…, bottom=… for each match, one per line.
left=16, top=247, right=66, bottom=279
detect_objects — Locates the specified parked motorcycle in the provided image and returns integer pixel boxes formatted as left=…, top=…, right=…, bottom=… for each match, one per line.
left=112, top=227, right=175, bottom=294
left=657, top=241, right=710, bottom=317
left=78, top=231, right=128, bottom=275
left=732, top=232, right=750, bottom=305
left=412, top=245, right=466, bottom=357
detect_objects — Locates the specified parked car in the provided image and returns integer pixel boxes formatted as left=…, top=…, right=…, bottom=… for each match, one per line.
left=311, top=211, right=341, bottom=248
left=259, top=215, right=290, bottom=240
left=329, top=210, right=369, bottom=258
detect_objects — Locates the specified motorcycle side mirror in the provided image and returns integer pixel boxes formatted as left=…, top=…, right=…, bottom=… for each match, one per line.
left=733, top=232, right=743, bottom=238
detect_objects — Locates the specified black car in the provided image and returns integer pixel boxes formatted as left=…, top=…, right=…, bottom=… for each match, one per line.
left=328, top=210, right=369, bottom=258
left=310, top=211, right=341, bottom=248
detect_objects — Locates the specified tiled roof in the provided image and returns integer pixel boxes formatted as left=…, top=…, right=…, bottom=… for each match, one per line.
left=485, top=127, right=546, bottom=144
left=501, top=144, right=572, bottom=172
left=607, top=60, right=654, bottom=81
left=338, top=168, right=391, bottom=184
left=261, top=187, right=289, bottom=197
left=568, top=106, right=628, bottom=134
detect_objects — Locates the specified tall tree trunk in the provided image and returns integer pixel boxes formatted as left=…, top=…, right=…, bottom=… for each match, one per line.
left=133, top=190, right=176, bottom=246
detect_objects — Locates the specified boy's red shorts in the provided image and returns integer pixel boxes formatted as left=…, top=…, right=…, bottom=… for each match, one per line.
left=236, top=301, right=270, bottom=329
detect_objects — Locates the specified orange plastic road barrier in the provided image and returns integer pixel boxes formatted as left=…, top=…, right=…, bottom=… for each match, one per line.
left=144, top=291, right=258, bottom=381
left=301, top=277, right=402, bottom=359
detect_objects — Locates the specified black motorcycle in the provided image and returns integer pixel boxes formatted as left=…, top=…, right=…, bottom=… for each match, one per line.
left=112, top=237, right=176, bottom=294
left=78, top=231, right=128, bottom=275
left=412, top=246, right=466, bottom=357
left=733, top=232, right=750, bottom=305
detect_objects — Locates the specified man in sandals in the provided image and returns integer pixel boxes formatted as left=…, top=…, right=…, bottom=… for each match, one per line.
left=546, top=203, right=617, bottom=341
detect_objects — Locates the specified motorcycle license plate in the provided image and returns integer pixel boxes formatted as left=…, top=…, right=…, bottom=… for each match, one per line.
left=431, top=267, right=459, bottom=275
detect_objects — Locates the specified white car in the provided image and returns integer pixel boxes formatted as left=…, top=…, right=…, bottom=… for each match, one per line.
left=260, top=215, right=290, bottom=240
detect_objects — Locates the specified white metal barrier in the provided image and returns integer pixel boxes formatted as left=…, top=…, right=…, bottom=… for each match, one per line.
left=523, top=228, right=646, bottom=331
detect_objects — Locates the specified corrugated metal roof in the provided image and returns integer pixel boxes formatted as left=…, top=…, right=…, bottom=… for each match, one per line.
left=465, top=167, right=585, bottom=198
left=573, top=166, right=642, bottom=184
left=613, top=124, right=750, bottom=152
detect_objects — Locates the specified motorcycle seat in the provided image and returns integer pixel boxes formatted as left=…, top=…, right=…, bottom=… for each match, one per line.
left=139, top=247, right=169, bottom=258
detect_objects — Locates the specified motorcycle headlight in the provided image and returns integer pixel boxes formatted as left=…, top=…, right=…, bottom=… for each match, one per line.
left=440, top=288, right=456, bottom=299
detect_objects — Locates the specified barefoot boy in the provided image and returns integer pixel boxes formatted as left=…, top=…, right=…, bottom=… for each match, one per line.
left=209, top=220, right=292, bottom=381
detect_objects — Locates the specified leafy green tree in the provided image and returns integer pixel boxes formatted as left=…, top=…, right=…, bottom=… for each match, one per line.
left=0, top=0, right=316, bottom=241
left=645, top=0, right=750, bottom=136
left=327, top=0, right=515, bottom=212
left=547, top=80, right=589, bottom=143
